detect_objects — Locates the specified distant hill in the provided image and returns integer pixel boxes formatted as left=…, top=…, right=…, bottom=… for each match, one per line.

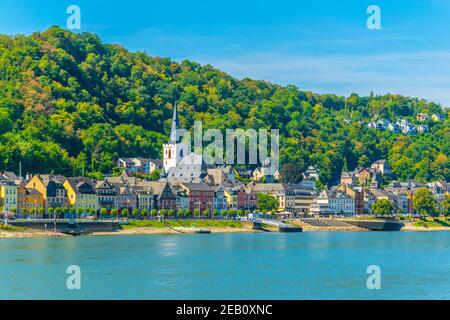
left=0, top=26, right=448, bottom=184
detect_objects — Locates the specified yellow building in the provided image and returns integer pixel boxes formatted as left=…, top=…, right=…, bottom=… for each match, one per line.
left=0, top=180, right=18, bottom=212
left=24, top=188, right=44, bottom=216
left=224, top=188, right=238, bottom=210
left=26, top=175, right=47, bottom=200
left=64, top=178, right=98, bottom=211
left=26, top=174, right=68, bottom=210
left=16, top=180, right=27, bottom=214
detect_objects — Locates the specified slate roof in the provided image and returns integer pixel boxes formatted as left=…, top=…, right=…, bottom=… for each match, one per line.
left=166, top=154, right=208, bottom=182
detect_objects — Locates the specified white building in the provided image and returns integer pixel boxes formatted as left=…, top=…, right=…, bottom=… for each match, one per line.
left=396, top=119, right=417, bottom=135
left=392, top=191, right=409, bottom=214
left=213, top=185, right=227, bottom=211
left=431, top=114, right=444, bottom=122
left=174, top=189, right=189, bottom=211
left=117, top=158, right=162, bottom=174
left=416, top=125, right=429, bottom=133
left=303, top=166, right=320, bottom=180
left=163, top=103, right=188, bottom=173
left=388, top=123, right=401, bottom=133
left=371, top=160, right=391, bottom=175
left=363, top=189, right=376, bottom=214
left=310, top=189, right=355, bottom=215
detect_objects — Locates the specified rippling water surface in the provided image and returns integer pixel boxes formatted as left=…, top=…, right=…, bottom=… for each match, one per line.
left=1, top=232, right=449, bottom=299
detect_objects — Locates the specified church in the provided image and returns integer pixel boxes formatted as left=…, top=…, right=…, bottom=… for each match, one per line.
left=161, top=103, right=208, bottom=183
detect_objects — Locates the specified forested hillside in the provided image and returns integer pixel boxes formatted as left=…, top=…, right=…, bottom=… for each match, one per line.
left=0, top=26, right=448, bottom=184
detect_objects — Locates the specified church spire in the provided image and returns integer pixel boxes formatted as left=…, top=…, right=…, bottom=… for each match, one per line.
left=170, top=101, right=179, bottom=143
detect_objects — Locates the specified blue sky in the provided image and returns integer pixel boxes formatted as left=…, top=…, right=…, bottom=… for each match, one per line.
left=1, top=0, right=450, bottom=105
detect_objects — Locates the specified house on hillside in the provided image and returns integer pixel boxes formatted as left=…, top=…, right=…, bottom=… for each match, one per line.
left=303, top=166, right=320, bottom=180
left=416, top=113, right=430, bottom=122
left=416, top=125, right=429, bottom=133
left=370, top=160, right=391, bottom=175
left=341, top=171, right=356, bottom=186
left=432, top=114, right=444, bottom=122
left=117, top=157, right=162, bottom=174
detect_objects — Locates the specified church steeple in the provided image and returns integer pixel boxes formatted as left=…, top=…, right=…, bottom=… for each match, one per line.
left=170, top=101, right=179, bottom=143
left=163, top=101, right=187, bottom=173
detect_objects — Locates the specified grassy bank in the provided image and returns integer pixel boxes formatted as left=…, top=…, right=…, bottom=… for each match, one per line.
left=0, top=224, right=66, bottom=238
left=412, top=218, right=450, bottom=229
left=0, top=224, right=30, bottom=233
left=122, top=219, right=245, bottom=230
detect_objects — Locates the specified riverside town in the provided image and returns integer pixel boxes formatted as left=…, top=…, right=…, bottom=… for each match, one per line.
left=1, top=104, right=449, bottom=236
left=1, top=4, right=450, bottom=302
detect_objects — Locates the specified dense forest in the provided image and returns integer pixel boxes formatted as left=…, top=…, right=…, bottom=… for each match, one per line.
left=0, top=26, right=448, bottom=185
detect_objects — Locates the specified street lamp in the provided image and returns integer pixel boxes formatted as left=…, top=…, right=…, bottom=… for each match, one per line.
left=82, top=200, right=86, bottom=220
left=127, top=199, right=130, bottom=221
left=3, top=203, right=8, bottom=226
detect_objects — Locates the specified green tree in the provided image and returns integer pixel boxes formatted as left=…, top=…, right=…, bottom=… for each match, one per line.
left=100, top=208, right=108, bottom=218
left=371, top=199, right=394, bottom=216
left=442, top=194, right=450, bottom=217
left=0, top=26, right=448, bottom=186
left=132, top=208, right=140, bottom=218
left=358, top=155, right=370, bottom=167
left=149, top=170, right=160, bottom=181
left=221, top=210, right=228, bottom=218
left=121, top=208, right=129, bottom=219
left=280, top=163, right=303, bottom=184
left=413, top=188, right=437, bottom=218
left=257, top=193, right=279, bottom=212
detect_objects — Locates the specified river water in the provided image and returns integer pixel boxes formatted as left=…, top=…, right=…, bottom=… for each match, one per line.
left=1, top=232, right=449, bottom=299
